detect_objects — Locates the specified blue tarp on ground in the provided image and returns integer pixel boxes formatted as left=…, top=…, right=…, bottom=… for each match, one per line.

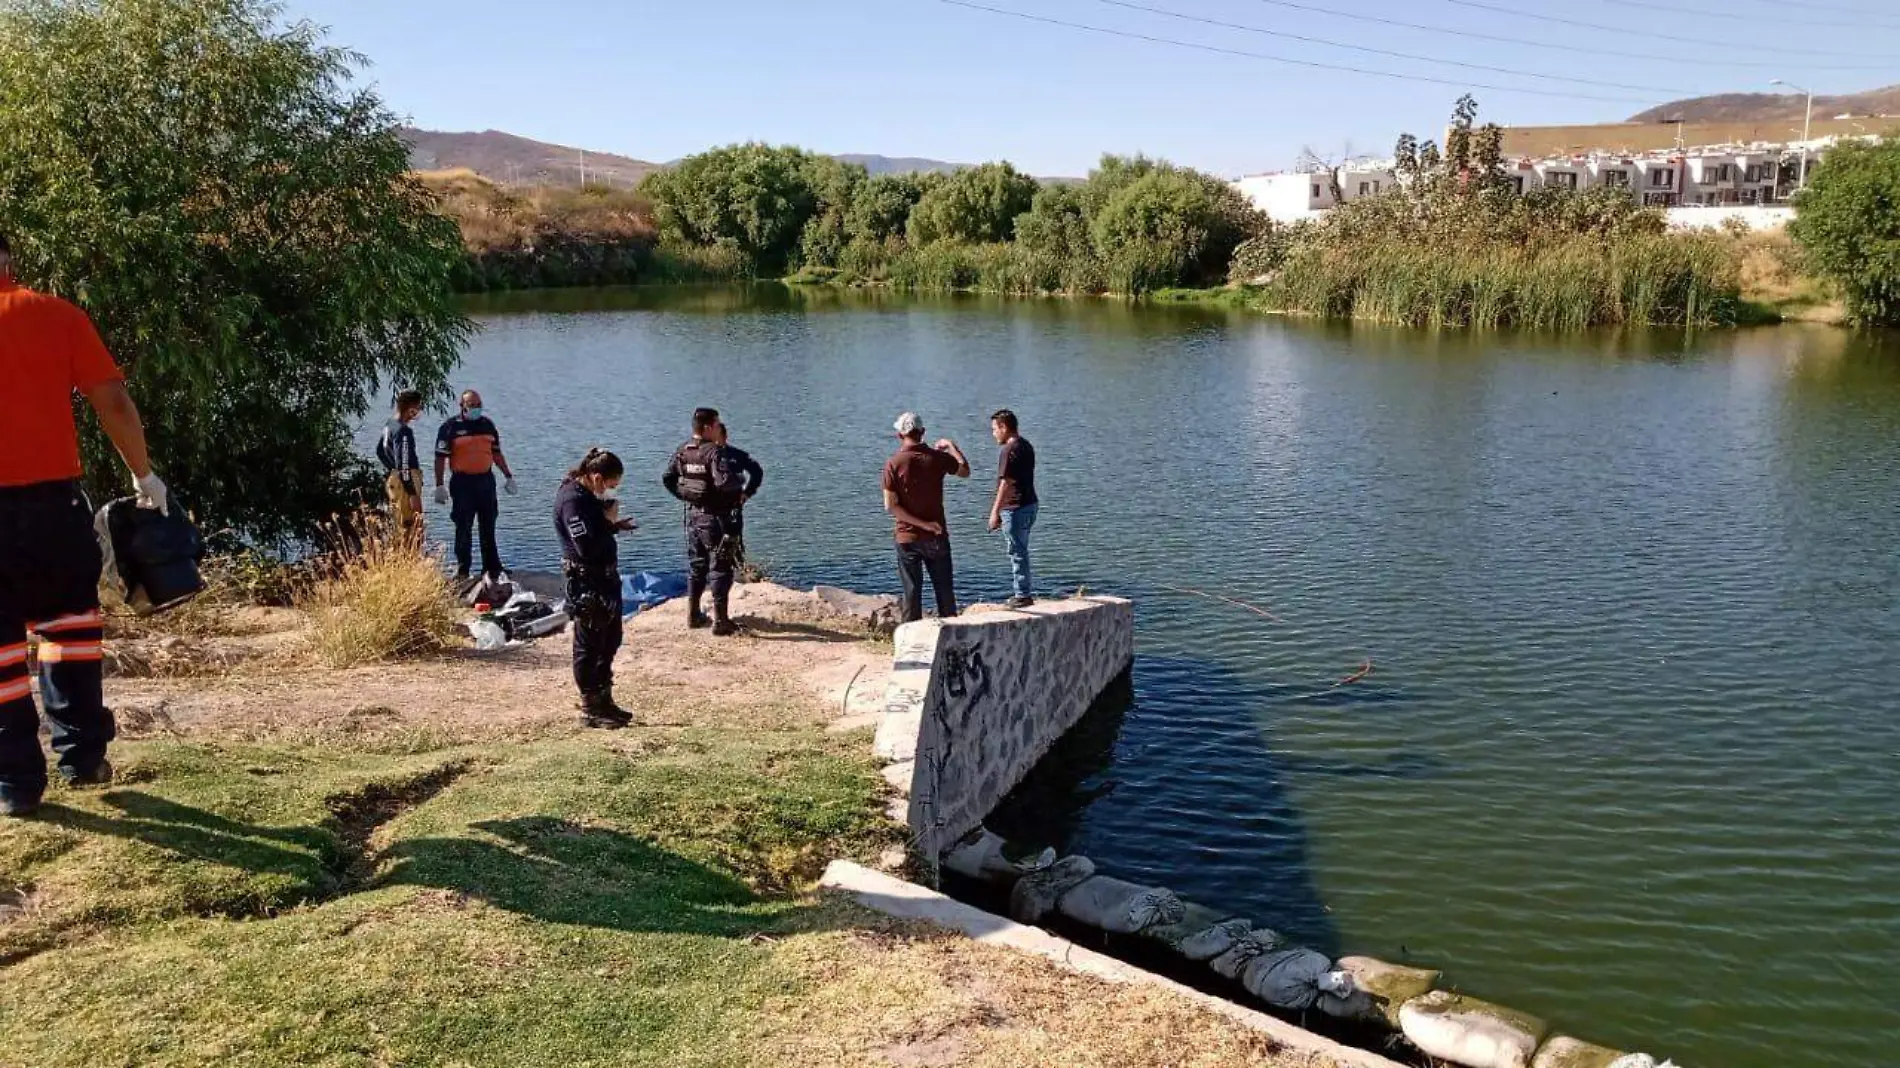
left=621, top=570, right=687, bottom=616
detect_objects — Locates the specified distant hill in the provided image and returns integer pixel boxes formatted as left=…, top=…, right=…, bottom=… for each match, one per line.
left=833, top=153, right=966, bottom=176
left=404, top=127, right=1076, bottom=186
left=402, top=128, right=659, bottom=188
left=1630, top=84, right=1900, bottom=124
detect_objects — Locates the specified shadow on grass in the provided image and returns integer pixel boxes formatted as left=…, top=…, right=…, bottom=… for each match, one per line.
left=33, top=799, right=791, bottom=939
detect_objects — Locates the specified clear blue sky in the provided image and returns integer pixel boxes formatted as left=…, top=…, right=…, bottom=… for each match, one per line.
left=287, top=0, right=1899, bottom=177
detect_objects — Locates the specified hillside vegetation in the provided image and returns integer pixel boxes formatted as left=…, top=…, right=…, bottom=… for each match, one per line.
left=418, top=169, right=658, bottom=291
left=1630, top=83, right=1900, bottom=124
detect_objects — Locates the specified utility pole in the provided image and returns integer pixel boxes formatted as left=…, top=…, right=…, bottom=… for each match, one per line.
left=1771, top=79, right=1814, bottom=192
left=579, top=148, right=587, bottom=188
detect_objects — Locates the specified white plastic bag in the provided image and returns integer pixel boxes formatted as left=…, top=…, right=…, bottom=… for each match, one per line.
left=468, top=620, right=507, bottom=651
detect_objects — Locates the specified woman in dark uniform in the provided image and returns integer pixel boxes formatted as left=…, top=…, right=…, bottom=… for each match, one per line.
left=553, top=448, right=634, bottom=728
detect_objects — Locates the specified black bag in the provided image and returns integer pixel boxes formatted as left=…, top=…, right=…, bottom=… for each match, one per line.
left=96, top=496, right=207, bottom=615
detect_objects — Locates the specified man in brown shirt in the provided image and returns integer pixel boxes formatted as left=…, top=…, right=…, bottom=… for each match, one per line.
left=882, top=411, right=970, bottom=624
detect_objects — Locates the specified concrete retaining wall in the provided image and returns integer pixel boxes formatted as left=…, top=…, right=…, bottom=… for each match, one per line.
left=874, top=597, right=1134, bottom=857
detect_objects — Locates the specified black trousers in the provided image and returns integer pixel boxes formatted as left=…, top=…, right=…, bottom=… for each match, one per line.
left=566, top=568, right=622, bottom=697
left=895, top=537, right=957, bottom=624
left=449, top=471, right=502, bottom=578
left=685, top=510, right=741, bottom=620
left=0, top=481, right=113, bottom=802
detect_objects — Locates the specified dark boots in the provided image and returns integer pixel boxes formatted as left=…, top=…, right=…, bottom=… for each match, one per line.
left=686, top=574, right=709, bottom=629
left=580, top=688, right=633, bottom=729
left=711, top=592, right=737, bottom=637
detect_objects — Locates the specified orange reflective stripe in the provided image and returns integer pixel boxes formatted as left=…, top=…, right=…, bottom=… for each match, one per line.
left=0, top=678, right=31, bottom=703
left=34, top=610, right=103, bottom=633
left=38, top=642, right=102, bottom=663
left=0, top=644, right=27, bottom=668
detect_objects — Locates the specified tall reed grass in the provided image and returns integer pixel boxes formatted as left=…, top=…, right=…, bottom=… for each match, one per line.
left=300, top=512, right=463, bottom=668
left=1272, top=233, right=1739, bottom=329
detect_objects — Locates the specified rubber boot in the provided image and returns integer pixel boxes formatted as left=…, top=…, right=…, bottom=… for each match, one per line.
left=580, top=689, right=633, bottom=729
left=686, top=575, right=709, bottom=629
left=711, top=592, right=737, bottom=637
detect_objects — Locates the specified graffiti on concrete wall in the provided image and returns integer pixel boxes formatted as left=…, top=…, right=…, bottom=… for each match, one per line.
left=908, top=600, right=1135, bottom=857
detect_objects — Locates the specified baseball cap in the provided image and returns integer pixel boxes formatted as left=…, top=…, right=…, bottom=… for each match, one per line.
left=893, top=412, right=924, bottom=435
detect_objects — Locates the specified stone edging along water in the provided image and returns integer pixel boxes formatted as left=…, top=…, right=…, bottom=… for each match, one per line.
left=864, top=596, right=1676, bottom=1068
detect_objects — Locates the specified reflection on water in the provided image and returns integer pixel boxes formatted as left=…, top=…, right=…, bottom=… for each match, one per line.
left=395, top=286, right=1900, bottom=1068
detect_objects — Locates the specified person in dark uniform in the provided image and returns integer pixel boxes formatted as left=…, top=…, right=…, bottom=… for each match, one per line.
left=554, top=448, right=635, bottom=729
left=0, top=231, right=167, bottom=818
left=662, top=408, right=763, bottom=636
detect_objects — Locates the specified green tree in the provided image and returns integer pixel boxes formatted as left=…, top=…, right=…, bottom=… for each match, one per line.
left=1789, top=137, right=1900, bottom=325
left=907, top=162, right=1038, bottom=245
left=0, top=0, right=470, bottom=545
left=793, top=155, right=866, bottom=269
left=641, top=143, right=836, bottom=275
left=1084, top=159, right=1265, bottom=293
left=846, top=173, right=929, bottom=244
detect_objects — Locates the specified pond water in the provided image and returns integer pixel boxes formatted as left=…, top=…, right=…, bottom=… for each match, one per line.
left=410, top=285, right=1899, bottom=1066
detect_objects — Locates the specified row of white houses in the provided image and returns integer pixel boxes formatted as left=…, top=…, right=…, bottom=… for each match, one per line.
left=1233, top=141, right=1841, bottom=224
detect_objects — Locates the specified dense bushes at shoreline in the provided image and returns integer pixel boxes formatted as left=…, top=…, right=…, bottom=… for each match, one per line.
left=428, top=96, right=1791, bottom=328
left=636, top=144, right=1266, bottom=296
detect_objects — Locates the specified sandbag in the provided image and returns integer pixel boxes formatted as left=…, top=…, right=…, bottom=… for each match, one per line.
left=1055, top=875, right=1185, bottom=935
left=941, top=828, right=1055, bottom=885
left=1239, top=947, right=1338, bottom=1010
left=1007, top=855, right=1095, bottom=925
left=1209, top=927, right=1289, bottom=981
left=1533, top=1037, right=1631, bottom=1068
left=1136, top=902, right=1234, bottom=952
left=1332, top=955, right=1441, bottom=1027
left=1400, top=991, right=1548, bottom=1068
left=1175, top=917, right=1254, bottom=962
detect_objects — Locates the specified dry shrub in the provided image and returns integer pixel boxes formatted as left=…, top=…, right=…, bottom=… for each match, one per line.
left=301, top=512, right=463, bottom=668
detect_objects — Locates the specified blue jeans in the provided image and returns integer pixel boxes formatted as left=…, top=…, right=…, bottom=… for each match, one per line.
left=1001, top=503, right=1038, bottom=599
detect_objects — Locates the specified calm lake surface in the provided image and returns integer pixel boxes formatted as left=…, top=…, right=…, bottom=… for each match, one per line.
left=423, top=285, right=1899, bottom=1066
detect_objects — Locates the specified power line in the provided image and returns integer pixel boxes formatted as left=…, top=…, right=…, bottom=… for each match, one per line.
left=1238, top=0, right=1895, bottom=72
left=1603, top=0, right=1900, bottom=25
left=1091, top=0, right=1703, bottom=95
left=936, top=0, right=1664, bottom=103
left=1433, top=0, right=1895, bottom=60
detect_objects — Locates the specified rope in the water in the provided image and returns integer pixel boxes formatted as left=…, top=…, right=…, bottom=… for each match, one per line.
left=1159, top=585, right=1375, bottom=698
left=1160, top=584, right=1288, bottom=624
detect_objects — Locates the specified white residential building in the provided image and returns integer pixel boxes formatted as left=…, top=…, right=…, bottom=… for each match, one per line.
left=1534, top=158, right=1586, bottom=192
left=1231, top=172, right=1334, bottom=222
left=1230, top=135, right=1858, bottom=223
left=1233, top=165, right=1398, bottom=223
left=1634, top=158, right=1684, bottom=207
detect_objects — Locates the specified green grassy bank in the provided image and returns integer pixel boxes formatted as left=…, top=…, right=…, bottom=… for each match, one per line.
left=1, top=730, right=892, bottom=1066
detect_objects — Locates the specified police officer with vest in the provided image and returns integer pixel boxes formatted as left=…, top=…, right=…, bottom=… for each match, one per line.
left=662, top=408, right=763, bottom=636
left=554, top=447, right=634, bottom=728
left=1, top=231, right=167, bottom=817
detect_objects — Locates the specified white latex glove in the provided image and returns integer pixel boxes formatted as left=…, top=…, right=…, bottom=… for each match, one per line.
left=504, top=477, right=518, bottom=496
left=435, top=485, right=450, bottom=506
left=135, top=472, right=169, bottom=514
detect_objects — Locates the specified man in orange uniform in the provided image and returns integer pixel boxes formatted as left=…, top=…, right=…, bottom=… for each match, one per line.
left=433, top=389, right=517, bottom=581
left=0, top=232, right=166, bottom=818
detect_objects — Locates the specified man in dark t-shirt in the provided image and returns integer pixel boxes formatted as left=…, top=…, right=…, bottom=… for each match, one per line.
left=881, top=411, right=970, bottom=624
left=986, top=408, right=1039, bottom=607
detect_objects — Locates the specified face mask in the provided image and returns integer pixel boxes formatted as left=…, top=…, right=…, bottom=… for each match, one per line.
left=596, top=484, right=620, bottom=501
left=464, top=407, right=484, bottom=420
